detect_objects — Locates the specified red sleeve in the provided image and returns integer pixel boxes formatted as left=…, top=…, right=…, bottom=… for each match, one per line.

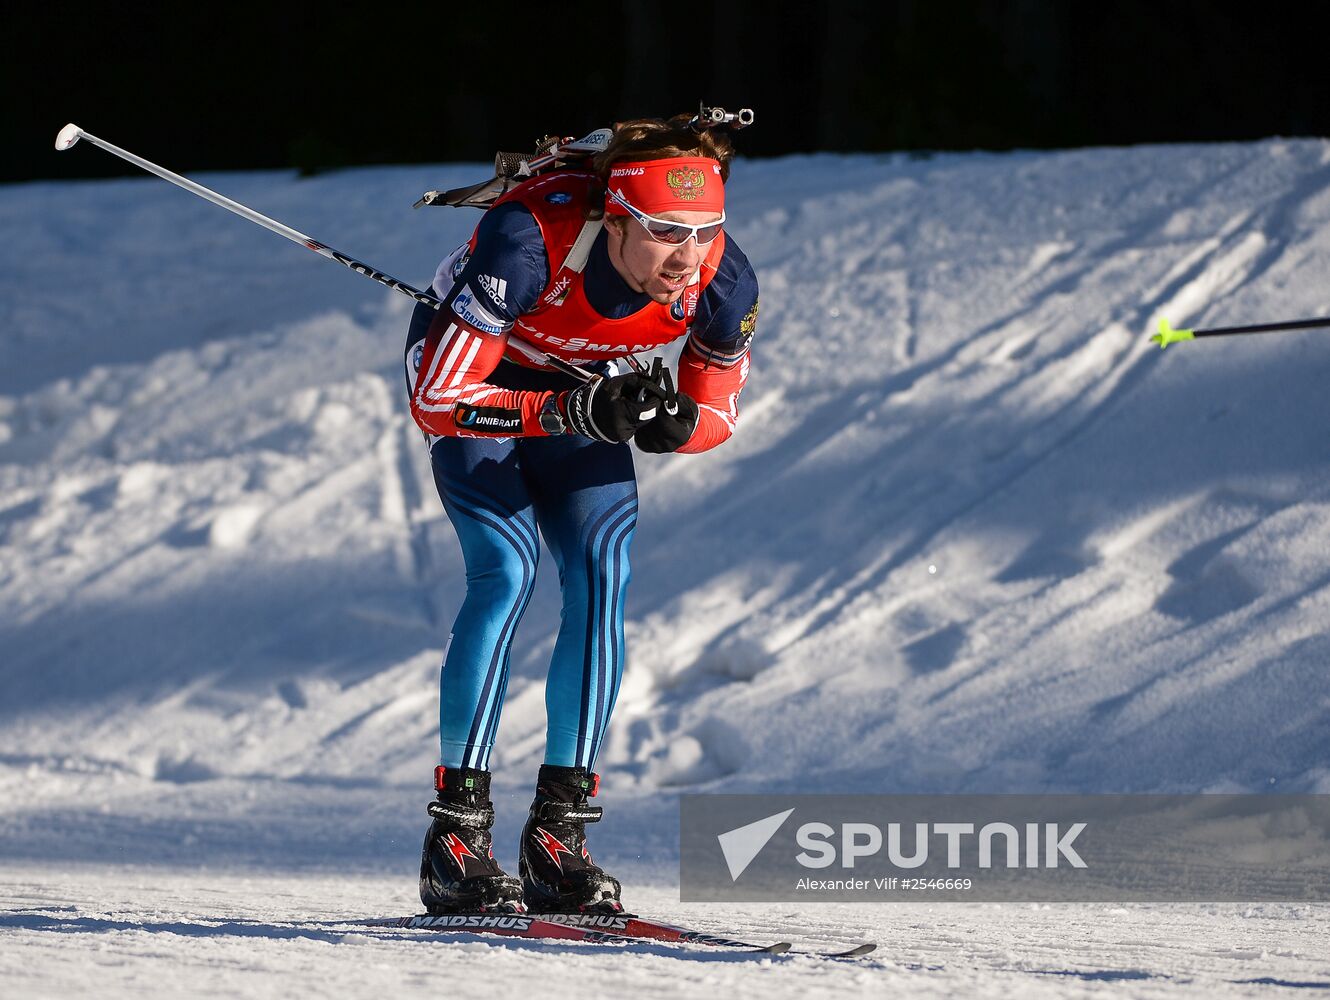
left=409, top=310, right=557, bottom=438
left=674, top=330, right=751, bottom=454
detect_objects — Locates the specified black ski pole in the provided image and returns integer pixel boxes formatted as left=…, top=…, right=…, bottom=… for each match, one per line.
left=1152, top=316, right=1330, bottom=349
left=53, top=122, right=598, bottom=383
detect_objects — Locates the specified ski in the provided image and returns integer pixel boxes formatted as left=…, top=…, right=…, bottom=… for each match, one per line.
left=536, top=912, right=875, bottom=958
left=363, top=912, right=787, bottom=953
left=531, top=912, right=791, bottom=952
left=821, top=942, right=879, bottom=958
left=365, top=912, right=876, bottom=958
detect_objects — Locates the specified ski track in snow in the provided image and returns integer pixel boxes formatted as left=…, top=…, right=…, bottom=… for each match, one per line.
left=2, top=869, right=1328, bottom=999
left=3, top=141, right=1330, bottom=995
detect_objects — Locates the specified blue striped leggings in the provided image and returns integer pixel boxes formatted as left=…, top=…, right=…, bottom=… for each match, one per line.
left=411, top=342, right=641, bottom=781
left=428, top=430, right=637, bottom=770
left=406, top=297, right=637, bottom=772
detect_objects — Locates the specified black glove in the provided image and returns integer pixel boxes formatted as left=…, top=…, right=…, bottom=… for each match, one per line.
left=560, top=371, right=668, bottom=443
left=634, top=367, right=698, bottom=453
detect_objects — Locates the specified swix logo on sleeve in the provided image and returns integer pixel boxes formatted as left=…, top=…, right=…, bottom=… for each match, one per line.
left=683, top=285, right=700, bottom=319
left=542, top=275, right=572, bottom=307
left=670, top=286, right=701, bottom=322
left=451, top=287, right=505, bottom=335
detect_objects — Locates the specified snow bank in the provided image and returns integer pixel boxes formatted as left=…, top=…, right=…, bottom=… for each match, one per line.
left=3, top=141, right=1330, bottom=881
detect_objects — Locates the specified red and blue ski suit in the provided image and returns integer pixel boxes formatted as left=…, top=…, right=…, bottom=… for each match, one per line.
left=405, top=170, right=759, bottom=770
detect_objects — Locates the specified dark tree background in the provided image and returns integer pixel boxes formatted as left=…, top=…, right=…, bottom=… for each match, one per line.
left=6, top=1, right=1325, bottom=183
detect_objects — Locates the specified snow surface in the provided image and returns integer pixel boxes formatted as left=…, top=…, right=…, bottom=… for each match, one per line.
left=3, top=140, right=1330, bottom=995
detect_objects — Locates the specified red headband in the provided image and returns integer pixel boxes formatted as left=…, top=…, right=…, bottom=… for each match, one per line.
left=604, top=157, right=725, bottom=217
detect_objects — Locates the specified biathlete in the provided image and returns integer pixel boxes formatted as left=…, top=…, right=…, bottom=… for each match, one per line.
left=404, top=112, right=759, bottom=913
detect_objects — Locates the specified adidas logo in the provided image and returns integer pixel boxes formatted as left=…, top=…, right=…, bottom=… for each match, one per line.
left=477, top=274, right=508, bottom=309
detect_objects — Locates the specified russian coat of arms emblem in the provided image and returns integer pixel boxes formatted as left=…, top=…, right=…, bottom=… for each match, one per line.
left=666, top=167, right=706, bottom=201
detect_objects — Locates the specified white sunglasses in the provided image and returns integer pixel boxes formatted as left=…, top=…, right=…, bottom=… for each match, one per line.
left=607, top=188, right=726, bottom=246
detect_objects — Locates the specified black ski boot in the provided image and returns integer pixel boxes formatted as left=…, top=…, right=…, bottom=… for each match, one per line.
left=518, top=765, right=623, bottom=913
left=420, top=766, right=525, bottom=914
